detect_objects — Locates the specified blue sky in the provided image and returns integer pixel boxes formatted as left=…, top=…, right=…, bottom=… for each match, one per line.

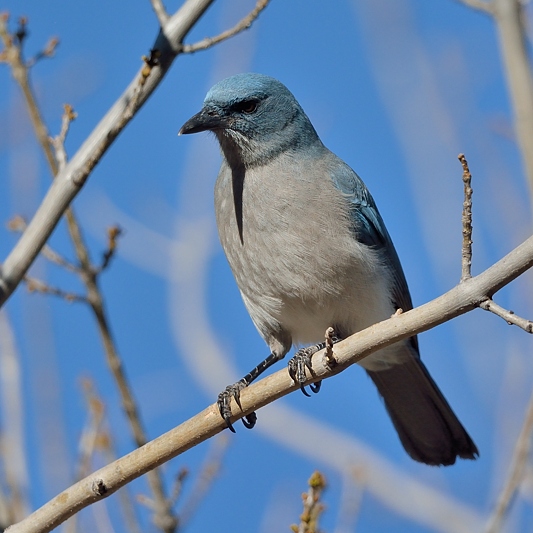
left=1, top=1, right=533, bottom=532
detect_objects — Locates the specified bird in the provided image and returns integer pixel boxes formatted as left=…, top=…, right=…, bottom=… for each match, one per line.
left=179, top=73, right=478, bottom=466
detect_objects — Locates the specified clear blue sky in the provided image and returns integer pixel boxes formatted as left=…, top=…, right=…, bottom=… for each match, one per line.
left=1, top=1, right=533, bottom=532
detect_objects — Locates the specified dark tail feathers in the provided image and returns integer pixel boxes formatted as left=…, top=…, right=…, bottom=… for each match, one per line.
left=367, top=350, right=478, bottom=466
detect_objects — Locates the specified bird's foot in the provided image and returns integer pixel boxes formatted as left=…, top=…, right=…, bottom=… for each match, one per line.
left=288, top=345, right=322, bottom=397
left=217, top=380, right=257, bottom=433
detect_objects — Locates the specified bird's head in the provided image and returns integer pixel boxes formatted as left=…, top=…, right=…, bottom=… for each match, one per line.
left=179, top=73, right=319, bottom=167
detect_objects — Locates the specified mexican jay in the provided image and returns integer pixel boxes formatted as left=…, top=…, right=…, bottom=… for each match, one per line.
left=179, top=73, right=478, bottom=466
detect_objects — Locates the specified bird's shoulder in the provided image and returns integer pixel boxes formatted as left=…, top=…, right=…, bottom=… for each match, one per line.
left=325, top=153, right=388, bottom=248
left=326, top=152, right=415, bottom=315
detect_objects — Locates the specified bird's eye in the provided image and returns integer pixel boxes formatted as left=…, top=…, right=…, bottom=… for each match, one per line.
left=235, top=100, right=258, bottom=114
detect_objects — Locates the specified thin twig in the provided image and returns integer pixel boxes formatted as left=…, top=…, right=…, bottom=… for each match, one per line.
left=485, top=389, right=533, bottom=532
left=178, top=435, right=229, bottom=528
left=334, top=469, right=365, bottom=533
left=40, top=246, right=80, bottom=273
left=291, top=471, right=327, bottom=533
left=150, top=0, right=169, bottom=27
left=50, top=104, right=77, bottom=171
left=26, top=36, right=59, bottom=68
left=181, top=0, right=269, bottom=53
left=24, top=276, right=87, bottom=303
left=2, top=18, right=178, bottom=533
left=0, top=311, right=29, bottom=525
left=479, top=299, right=533, bottom=332
left=77, top=379, right=106, bottom=480
left=459, top=153, right=473, bottom=281
left=64, top=379, right=106, bottom=533
left=99, top=226, right=123, bottom=272
left=7, top=216, right=81, bottom=273
left=0, top=0, right=268, bottom=306
left=456, top=0, right=495, bottom=13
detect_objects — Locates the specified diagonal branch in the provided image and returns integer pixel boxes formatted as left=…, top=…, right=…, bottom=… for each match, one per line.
left=181, top=0, right=269, bottom=53
left=485, top=389, right=533, bottom=533
left=2, top=19, right=178, bottom=533
left=5, top=232, right=533, bottom=533
left=0, top=0, right=229, bottom=307
left=150, top=0, right=170, bottom=27
left=456, top=0, right=495, bottom=14
left=479, top=299, right=533, bottom=332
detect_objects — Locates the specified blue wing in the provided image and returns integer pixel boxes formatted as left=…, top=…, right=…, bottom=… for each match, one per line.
left=330, top=160, right=416, bottom=323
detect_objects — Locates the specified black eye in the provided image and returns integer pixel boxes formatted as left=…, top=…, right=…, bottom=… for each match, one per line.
left=235, top=100, right=258, bottom=114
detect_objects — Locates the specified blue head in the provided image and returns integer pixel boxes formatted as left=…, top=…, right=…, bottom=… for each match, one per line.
left=179, top=73, right=321, bottom=167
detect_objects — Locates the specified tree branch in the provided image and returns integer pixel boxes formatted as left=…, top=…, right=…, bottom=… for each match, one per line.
left=5, top=232, right=533, bottom=533
left=459, top=154, right=473, bottom=281
left=456, top=0, right=495, bottom=14
left=485, top=389, right=533, bottom=532
left=181, top=0, right=269, bottom=53
left=492, top=0, right=533, bottom=208
left=2, top=17, right=180, bottom=531
left=150, top=0, right=170, bottom=27
left=0, top=0, right=221, bottom=307
left=479, top=299, right=533, bottom=332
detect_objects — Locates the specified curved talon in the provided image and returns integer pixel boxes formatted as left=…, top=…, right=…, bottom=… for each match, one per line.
left=242, top=412, right=257, bottom=429
left=218, top=381, right=256, bottom=432
left=288, top=346, right=321, bottom=396
left=217, top=389, right=237, bottom=433
left=309, top=380, right=321, bottom=394
left=225, top=417, right=237, bottom=433
left=300, top=383, right=311, bottom=397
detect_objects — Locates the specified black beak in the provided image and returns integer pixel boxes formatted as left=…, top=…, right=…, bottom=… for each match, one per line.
left=178, top=107, right=227, bottom=135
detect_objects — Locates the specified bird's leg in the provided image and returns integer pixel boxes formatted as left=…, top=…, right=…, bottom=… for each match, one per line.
left=288, top=328, right=341, bottom=396
left=217, top=351, right=283, bottom=433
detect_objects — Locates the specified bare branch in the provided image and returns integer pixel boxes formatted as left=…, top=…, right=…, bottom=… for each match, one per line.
left=492, top=0, right=533, bottom=206
left=0, top=0, right=268, bottom=307
left=291, top=471, right=327, bottom=533
left=7, top=216, right=81, bottom=273
left=3, top=16, right=179, bottom=532
left=150, top=0, right=169, bottom=27
left=24, top=276, right=87, bottom=303
left=50, top=104, right=77, bottom=171
left=456, top=0, right=495, bottom=14
left=99, top=226, right=123, bottom=272
left=78, top=379, right=106, bottom=480
left=459, top=154, right=473, bottom=281
left=5, top=233, right=533, bottom=533
left=26, top=36, right=59, bottom=68
left=479, top=298, right=533, bottom=332
left=485, top=390, right=533, bottom=532
left=177, top=435, right=229, bottom=527
left=0, top=311, right=29, bottom=525
left=181, top=0, right=269, bottom=53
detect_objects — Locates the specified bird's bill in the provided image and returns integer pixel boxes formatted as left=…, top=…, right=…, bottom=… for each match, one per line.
left=178, top=107, right=227, bottom=135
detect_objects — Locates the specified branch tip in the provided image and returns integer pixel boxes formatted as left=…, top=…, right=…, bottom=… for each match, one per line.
left=479, top=298, right=533, bottom=333
left=459, top=153, right=474, bottom=281
left=181, top=0, right=270, bottom=53
left=150, top=0, right=170, bottom=27
left=456, top=0, right=495, bottom=14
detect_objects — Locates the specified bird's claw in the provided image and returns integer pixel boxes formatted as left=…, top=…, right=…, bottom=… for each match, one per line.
left=288, top=346, right=322, bottom=396
left=217, top=381, right=257, bottom=432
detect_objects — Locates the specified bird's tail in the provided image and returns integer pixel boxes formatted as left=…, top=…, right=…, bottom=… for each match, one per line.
left=366, top=348, right=478, bottom=466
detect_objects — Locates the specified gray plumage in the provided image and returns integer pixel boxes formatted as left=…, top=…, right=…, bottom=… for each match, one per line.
left=179, top=73, right=478, bottom=466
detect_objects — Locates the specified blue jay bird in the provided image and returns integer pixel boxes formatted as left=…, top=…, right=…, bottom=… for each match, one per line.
left=179, top=73, right=478, bottom=466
